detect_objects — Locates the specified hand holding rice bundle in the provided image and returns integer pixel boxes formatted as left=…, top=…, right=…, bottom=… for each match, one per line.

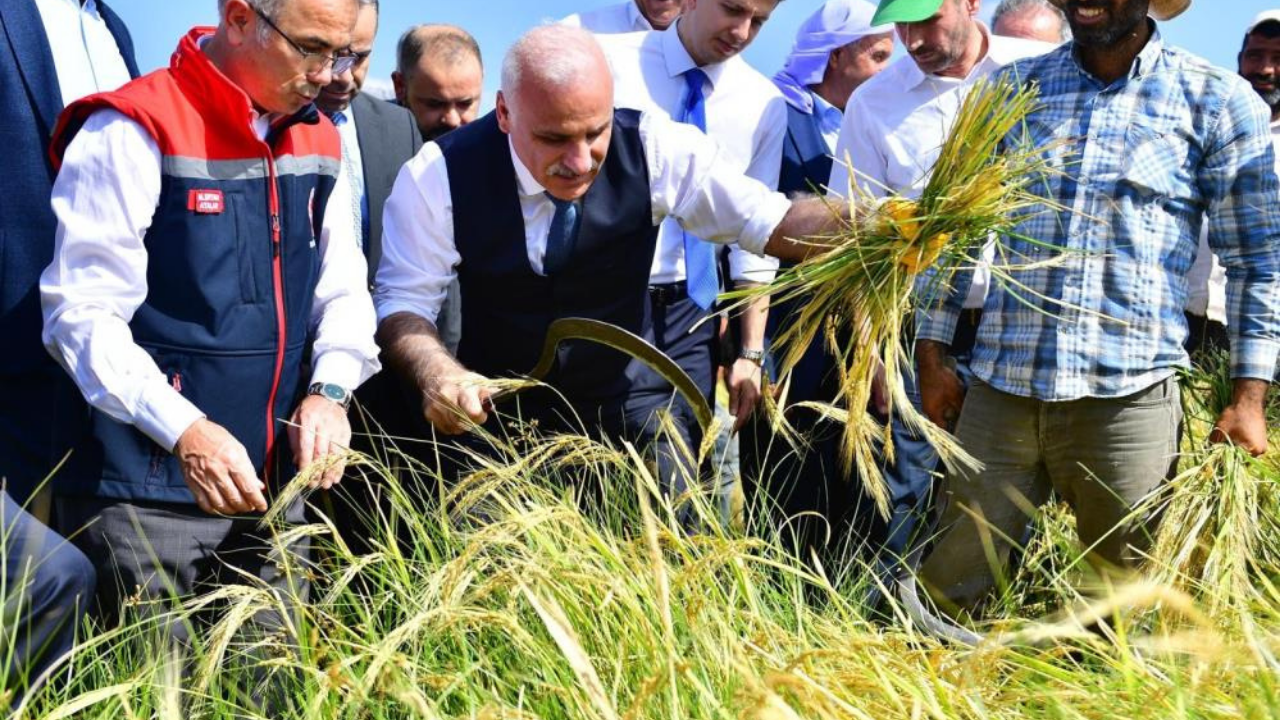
left=727, top=77, right=1066, bottom=517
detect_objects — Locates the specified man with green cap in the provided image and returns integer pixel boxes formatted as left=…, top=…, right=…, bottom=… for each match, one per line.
left=827, top=0, right=1049, bottom=579
left=916, top=0, right=1280, bottom=614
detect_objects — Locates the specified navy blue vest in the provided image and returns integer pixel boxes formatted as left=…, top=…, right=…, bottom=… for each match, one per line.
left=437, top=109, right=658, bottom=405
left=52, top=35, right=340, bottom=502
left=779, top=104, right=833, bottom=197
left=771, top=104, right=836, bottom=391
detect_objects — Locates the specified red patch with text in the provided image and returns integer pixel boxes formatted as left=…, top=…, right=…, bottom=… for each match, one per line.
left=187, top=189, right=225, bottom=214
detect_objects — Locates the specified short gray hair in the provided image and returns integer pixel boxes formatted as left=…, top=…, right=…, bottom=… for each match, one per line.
left=991, top=0, right=1071, bottom=42
left=217, top=0, right=371, bottom=43
left=501, top=24, right=603, bottom=100
left=396, top=24, right=482, bottom=77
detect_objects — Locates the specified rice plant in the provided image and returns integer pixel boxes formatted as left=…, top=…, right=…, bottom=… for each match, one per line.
left=10, top=416, right=1280, bottom=720
left=723, top=77, right=1069, bottom=518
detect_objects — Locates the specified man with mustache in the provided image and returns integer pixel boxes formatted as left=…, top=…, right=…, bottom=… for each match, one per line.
left=917, top=0, right=1280, bottom=613
left=826, top=0, right=1048, bottom=575
left=375, top=25, right=852, bottom=501
left=563, top=0, right=683, bottom=33
left=41, top=0, right=380, bottom=624
left=1184, top=10, right=1280, bottom=358
left=597, top=0, right=786, bottom=523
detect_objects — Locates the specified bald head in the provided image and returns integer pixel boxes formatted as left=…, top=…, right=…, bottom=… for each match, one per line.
left=500, top=24, right=613, bottom=114
left=496, top=25, right=615, bottom=202
left=393, top=24, right=484, bottom=140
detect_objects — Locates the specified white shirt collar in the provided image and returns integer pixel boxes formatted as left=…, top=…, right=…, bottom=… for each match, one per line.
left=660, top=19, right=727, bottom=88
left=508, top=136, right=547, bottom=198
left=900, top=22, right=1004, bottom=90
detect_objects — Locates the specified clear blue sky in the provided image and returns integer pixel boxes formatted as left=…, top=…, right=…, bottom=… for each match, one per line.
left=111, top=0, right=1280, bottom=109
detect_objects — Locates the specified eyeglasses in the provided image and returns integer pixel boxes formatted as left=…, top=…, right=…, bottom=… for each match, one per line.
left=253, top=6, right=357, bottom=76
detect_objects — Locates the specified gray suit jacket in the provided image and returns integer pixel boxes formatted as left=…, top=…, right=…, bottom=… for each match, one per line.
left=350, top=92, right=422, bottom=287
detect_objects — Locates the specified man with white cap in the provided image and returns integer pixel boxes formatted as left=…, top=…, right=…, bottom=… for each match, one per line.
left=826, top=0, right=1048, bottom=575
left=739, top=0, right=893, bottom=569
left=1185, top=9, right=1280, bottom=358
left=772, top=0, right=893, bottom=195
left=562, top=0, right=682, bottom=34
left=917, top=0, right=1280, bottom=613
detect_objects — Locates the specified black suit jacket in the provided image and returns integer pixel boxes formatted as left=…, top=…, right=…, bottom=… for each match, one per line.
left=349, top=92, right=422, bottom=286
left=0, top=0, right=138, bottom=500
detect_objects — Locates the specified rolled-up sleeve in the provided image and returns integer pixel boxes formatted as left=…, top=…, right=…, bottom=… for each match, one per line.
left=641, top=111, right=792, bottom=257
left=1201, top=82, right=1280, bottom=381
left=373, top=142, right=461, bottom=327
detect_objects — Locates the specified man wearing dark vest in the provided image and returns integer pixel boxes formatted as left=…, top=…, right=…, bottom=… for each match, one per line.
left=741, top=0, right=893, bottom=567
left=40, top=0, right=380, bottom=622
left=0, top=0, right=137, bottom=700
left=375, top=25, right=853, bottom=507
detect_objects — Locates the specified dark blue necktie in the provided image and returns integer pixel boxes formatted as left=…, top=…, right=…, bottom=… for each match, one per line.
left=679, top=68, right=718, bottom=310
left=544, top=192, right=580, bottom=275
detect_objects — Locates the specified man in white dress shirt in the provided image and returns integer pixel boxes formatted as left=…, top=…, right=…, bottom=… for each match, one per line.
left=563, top=0, right=682, bottom=34
left=828, top=0, right=1049, bottom=572
left=375, top=25, right=848, bottom=512
left=597, top=0, right=786, bottom=520
left=40, top=0, right=380, bottom=626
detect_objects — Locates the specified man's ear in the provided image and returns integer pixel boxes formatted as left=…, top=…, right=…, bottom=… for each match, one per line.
left=223, top=0, right=256, bottom=47
left=392, top=71, right=406, bottom=103
left=496, top=91, right=512, bottom=134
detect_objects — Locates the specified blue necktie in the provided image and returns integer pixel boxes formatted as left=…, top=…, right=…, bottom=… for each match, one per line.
left=544, top=192, right=580, bottom=275
left=679, top=68, right=718, bottom=310
left=328, top=110, right=348, bottom=126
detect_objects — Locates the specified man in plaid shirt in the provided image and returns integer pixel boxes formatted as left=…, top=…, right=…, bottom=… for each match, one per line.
left=915, top=0, right=1280, bottom=612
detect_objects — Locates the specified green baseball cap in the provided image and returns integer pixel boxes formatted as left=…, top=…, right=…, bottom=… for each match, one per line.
left=870, top=0, right=946, bottom=25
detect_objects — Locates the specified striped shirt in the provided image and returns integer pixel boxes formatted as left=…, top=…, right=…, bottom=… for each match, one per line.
left=917, top=29, right=1280, bottom=401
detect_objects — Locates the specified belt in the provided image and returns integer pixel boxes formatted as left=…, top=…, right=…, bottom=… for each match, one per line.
left=648, top=281, right=688, bottom=305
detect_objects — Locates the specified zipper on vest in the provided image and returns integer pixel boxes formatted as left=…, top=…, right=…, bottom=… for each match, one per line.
left=263, top=156, right=288, bottom=484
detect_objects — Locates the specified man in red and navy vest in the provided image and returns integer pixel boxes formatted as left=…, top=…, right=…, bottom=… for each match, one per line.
left=40, top=0, right=379, bottom=625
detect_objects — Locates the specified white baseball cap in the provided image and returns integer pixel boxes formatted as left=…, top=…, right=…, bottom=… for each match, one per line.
left=1247, top=10, right=1280, bottom=34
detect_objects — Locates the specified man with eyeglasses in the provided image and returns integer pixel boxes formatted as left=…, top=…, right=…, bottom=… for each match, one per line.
left=40, top=0, right=380, bottom=629
left=312, top=0, right=424, bottom=554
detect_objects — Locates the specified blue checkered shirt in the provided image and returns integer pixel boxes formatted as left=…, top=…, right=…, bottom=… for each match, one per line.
left=917, top=31, right=1280, bottom=401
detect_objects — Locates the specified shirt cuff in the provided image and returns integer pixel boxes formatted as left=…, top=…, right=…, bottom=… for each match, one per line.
left=311, top=350, right=369, bottom=391
left=1231, top=338, right=1280, bottom=381
left=375, top=298, right=439, bottom=327
left=735, top=192, right=792, bottom=256
left=915, top=307, right=961, bottom=347
left=729, top=247, right=780, bottom=285
left=134, top=378, right=206, bottom=453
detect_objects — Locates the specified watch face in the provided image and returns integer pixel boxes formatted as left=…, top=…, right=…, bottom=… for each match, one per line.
left=323, top=385, right=347, bottom=402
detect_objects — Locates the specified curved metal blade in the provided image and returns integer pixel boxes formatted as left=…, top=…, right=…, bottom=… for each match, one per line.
left=490, top=317, right=714, bottom=432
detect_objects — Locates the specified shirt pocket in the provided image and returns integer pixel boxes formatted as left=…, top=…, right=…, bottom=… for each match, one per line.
left=1118, top=124, right=1199, bottom=208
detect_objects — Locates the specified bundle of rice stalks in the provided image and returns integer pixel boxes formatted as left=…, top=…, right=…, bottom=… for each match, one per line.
left=1138, top=354, right=1280, bottom=631
left=726, top=77, right=1064, bottom=517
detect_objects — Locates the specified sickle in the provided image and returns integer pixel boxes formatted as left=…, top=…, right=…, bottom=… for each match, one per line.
left=490, top=317, right=715, bottom=432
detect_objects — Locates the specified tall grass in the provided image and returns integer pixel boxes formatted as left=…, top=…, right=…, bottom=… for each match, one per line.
left=11, top=402, right=1280, bottom=720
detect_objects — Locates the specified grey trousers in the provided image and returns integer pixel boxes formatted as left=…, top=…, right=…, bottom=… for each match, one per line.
left=55, top=496, right=309, bottom=636
left=919, top=375, right=1182, bottom=611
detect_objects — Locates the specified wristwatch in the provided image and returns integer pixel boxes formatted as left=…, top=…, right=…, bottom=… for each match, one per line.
left=739, top=348, right=766, bottom=367
left=307, top=382, right=352, bottom=410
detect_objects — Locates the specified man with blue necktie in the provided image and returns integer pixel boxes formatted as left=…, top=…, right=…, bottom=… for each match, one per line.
left=740, top=0, right=894, bottom=567
left=598, top=0, right=787, bottom=519
left=375, top=25, right=851, bottom=512
left=0, top=0, right=136, bottom=701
